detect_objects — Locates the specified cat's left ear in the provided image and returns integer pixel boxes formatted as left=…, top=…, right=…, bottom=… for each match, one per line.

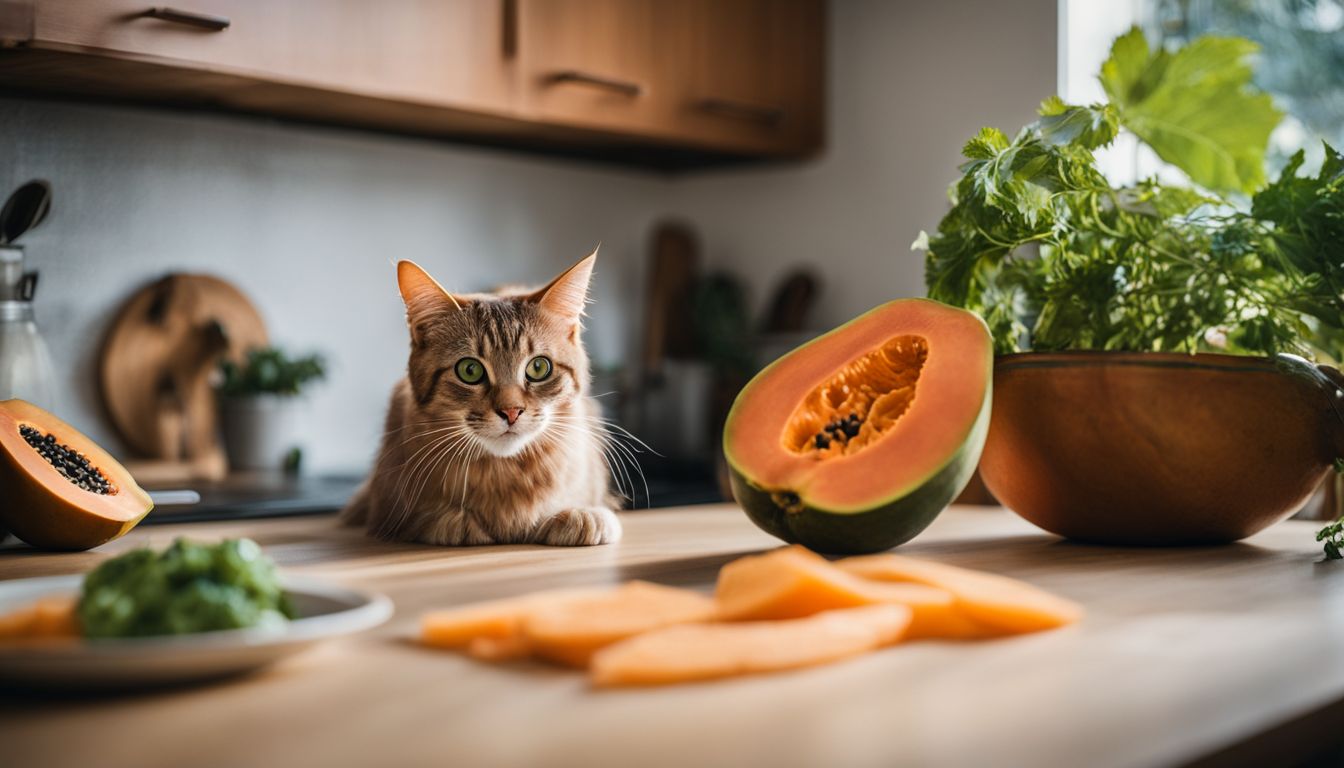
left=531, top=247, right=596, bottom=326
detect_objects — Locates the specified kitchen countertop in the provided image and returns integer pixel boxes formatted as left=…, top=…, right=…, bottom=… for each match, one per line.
left=3, top=504, right=1344, bottom=768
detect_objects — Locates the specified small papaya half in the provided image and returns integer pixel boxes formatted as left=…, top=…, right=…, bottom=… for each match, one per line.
left=0, top=400, right=152, bottom=550
left=723, top=299, right=992, bottom=554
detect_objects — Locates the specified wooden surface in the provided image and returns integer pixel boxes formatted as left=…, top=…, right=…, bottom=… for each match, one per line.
left=4, top=505, right=1344, bottom=768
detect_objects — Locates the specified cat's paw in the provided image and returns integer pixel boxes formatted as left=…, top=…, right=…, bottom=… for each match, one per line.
left=534, top=507, right=622, bottom=546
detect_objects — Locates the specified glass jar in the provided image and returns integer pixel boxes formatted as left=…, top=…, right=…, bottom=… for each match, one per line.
left=0, top=245, right=55, bottom=407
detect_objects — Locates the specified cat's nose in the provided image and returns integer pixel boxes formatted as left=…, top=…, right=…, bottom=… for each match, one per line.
left=495, top=406, right=525, bottom=426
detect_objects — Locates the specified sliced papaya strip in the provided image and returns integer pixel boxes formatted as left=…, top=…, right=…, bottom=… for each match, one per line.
left=590, top=604, right=911, bottom=687
left=0, top=595, right=79, bottom=641
left=420, top=587, right=608, bottom=649
left=466, top=634, right=533, bottom=662
left=837, top=554, right=1082, bottom=634
left=522, top=581, right=716, bottom=668
left=713, top=546, right=977, bottom=639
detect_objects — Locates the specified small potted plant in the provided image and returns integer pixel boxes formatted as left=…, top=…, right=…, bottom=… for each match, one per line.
left=217, top=347, right=326, bottom=472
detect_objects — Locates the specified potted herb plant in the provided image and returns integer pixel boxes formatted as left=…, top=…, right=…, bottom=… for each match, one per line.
left=918, top=28, right=1344, bottom=546
left=217, top=347, right=326, bottom=472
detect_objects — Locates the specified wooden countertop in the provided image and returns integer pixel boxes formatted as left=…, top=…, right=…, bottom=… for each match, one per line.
left=3, top=505, right=1343, bottom=768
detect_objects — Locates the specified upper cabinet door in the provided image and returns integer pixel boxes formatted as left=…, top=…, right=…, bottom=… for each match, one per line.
left=29, top=0, right=516, bottom=113
left=659, top=0, right=825, bottom=156
left=515, top=0, right=659, bottom=135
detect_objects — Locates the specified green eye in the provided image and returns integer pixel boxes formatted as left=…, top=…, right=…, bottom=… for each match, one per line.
left=525, top=356, right=553, bottom=382
left=455, top=357, right=486, bottom=384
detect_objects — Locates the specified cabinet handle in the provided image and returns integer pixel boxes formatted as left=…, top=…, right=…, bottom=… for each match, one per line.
left=696, top=98, right=784, bottom=125
left=548, top=71, right=643, bottom=97
left=143, top=7, right=231, bottom=31
left=501, top=0, right=517, bottom=58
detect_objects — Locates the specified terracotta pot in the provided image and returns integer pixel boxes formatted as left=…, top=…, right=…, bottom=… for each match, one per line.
left=980, top=352, right=1344, bottom=545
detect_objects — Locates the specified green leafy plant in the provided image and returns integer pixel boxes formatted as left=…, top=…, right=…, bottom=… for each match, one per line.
left=1316, top=518, right=1343, bottom=561
left=218, top=347, right=326, bottom=397
left=919, top=26, right=1344, bottom=362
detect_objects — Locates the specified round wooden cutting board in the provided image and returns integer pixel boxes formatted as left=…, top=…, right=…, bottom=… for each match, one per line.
left=99, top=274, right=268, bottom=465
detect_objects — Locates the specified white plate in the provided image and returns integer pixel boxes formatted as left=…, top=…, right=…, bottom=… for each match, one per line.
left=0, top=574, right=393, bottom=691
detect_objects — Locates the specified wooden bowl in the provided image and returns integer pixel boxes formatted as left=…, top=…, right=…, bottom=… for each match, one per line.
left=980, top=352, right=1344, bottom=545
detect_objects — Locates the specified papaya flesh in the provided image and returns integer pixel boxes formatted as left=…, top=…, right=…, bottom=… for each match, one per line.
left=837, top=554, right=1083, bottom=634
left=590, top=604, right=912, bottom=687
left=422, top=583, right=714, bottom=666
left=0, top=400, right=152, bottom=551
left=714, top=546, right=983, bottom=639
left=522, top=581, right=716, bottom=668
left=420, top=586, right=608, bottom=650
left=723, top=299, right=992, bottom=554
left=0, top=596, right=80, bottom=642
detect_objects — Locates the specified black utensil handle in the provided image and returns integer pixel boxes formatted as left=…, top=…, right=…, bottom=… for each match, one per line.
left=18, top=271, right=37, bottom=301
left=144, top=7, right=231, bottom=30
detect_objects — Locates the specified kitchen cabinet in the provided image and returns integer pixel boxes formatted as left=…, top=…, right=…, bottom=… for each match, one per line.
left=0, top=0, right=824, bottom=168
left=657, top=0, right=825, bottom=155
left=516, top=0, right=658, bottom=136
left=6, top=0, right=515, bottom=114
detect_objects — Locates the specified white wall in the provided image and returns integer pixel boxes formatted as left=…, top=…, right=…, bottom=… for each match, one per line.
left=667, top=0, right=1058, bottom=330
left=0, top=0, right=1058, bottom=474
left=1, top=100, right=671, bottom=472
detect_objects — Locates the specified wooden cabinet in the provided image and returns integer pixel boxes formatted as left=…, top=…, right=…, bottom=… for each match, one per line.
left=0, top=0, right=824, bottom=168
left=516, top=0, right=658, bottom=135
left=20, top=0, right=515, bottom=113
left=656, top=0, right=824, bottom=155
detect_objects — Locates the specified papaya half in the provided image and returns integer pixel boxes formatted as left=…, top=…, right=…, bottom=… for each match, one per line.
left=0, top=400, right=152, bottom=550
left=723, top=299, right=992, bottom=554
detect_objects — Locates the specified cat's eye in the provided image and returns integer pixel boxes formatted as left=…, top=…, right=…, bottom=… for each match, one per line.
left=455, top=357, right=486, bottom=384
left=525, top=356, right=553, bottom=382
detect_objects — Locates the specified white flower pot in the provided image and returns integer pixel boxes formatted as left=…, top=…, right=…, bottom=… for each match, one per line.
left=219, top=394, right=305, bottom=472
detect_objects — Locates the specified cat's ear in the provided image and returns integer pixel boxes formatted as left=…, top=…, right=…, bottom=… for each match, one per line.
left=397, top=260, right=464, bottom=315
left=397, top=261, right=464, bottom=346
left=531, top=248, right=596, bottom=325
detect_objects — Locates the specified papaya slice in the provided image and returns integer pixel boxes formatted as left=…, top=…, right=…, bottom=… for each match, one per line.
left=0, top=400, right=152, bottom=551
left=466, top=634, right=533, bottom=662
left=0, top=596, right=80, bottom=641
left=590, top=604, right=912, bottom=687
left=713, top=546, right=979, bottom=639
left=522, top=581, right=716, bottom=668
left=723, top=300, right=992, bottom=553
left=420, top=587, right=607, bottom=650
left=837, top=555, right=1082, bottom=634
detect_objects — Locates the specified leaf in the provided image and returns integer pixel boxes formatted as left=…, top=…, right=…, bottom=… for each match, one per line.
left=1037, top=102, right=1119, bottom=150
left=1100, top=26, right=1282, bottom=195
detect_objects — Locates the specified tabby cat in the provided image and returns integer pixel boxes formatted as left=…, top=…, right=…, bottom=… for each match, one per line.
left=340, top=251, right=622, bottom=546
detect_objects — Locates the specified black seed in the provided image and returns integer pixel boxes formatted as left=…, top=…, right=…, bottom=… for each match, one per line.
left=19, top=425, right=114, bottom=495
left=843, top=422, right=860, bottom=437
left=814, top=433, right=830, bottom=449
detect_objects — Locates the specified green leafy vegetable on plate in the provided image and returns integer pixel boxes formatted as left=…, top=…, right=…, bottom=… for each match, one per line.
left=78, top=538, right=295, bottom=639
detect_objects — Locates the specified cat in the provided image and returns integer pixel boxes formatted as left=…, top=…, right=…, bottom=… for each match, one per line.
left=340, top=250, right=623, bottom=546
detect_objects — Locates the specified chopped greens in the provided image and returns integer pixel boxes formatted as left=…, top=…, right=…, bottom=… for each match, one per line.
left=78, top=538, right=295, bottom=639
left=919, top=26, right=1344, bottom=362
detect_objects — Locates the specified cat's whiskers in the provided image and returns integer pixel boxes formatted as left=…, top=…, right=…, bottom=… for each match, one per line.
left=406, top=430, right=473, bottom=526
left=546, top=415, right=650, bottom=506
left=390, top=426, right=475, bottom=533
